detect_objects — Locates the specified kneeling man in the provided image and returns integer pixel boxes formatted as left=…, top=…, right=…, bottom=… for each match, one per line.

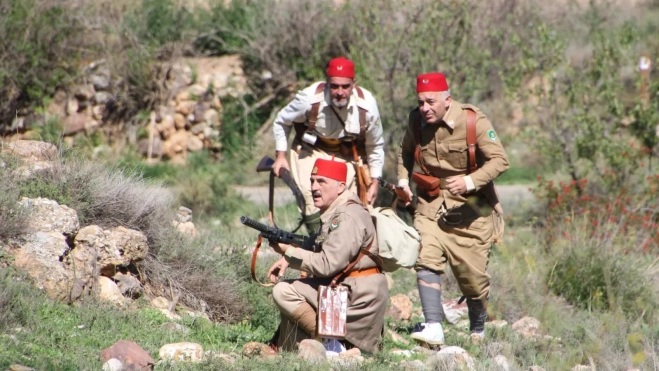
left=267, top=157, right=388, bottom=354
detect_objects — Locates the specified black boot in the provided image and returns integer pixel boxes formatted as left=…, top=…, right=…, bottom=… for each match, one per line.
left=466, top=298, right=488, bottom=334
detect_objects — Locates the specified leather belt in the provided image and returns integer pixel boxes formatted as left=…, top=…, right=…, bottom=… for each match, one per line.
left=439, top=178, right=449, bottom=190
left=345, top=267, right=381, bottom=278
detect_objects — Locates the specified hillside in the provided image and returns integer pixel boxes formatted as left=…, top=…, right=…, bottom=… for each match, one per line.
left=1, top=0, right=659, bottom=370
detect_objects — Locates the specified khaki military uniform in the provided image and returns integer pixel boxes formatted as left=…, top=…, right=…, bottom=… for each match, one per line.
left=273, top=82, right=385, bottom=217
left=272, top=190, right=389, bottom=354
left=397, top=101, right=509, bottom=302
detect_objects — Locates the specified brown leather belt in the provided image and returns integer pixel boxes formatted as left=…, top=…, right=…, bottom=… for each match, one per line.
left=346, top=267, right=381, bottom=278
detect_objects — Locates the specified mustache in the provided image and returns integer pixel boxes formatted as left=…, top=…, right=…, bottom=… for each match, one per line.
left=312, top=191, right=322, bottom=197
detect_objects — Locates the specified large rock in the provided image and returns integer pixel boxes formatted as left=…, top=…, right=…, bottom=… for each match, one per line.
left=387, top=294, right=413, bottom=321
left=512, top=316, right=542, bottom=339
left=443, top=297, right=468, bottom=325
left=98, top=276, right=126, bottom=304
left=242, top=342, right=277, bottom=359
left=159, top=342, right=204, bottom=362
left=19, top=197, right=79, bottom=236
left=100, top=340, right=154, bottom=370
left=73, top=225, right=148, bottom=277
left=8, top=198, right=81, bottom=301
left=426, top=346, right=474, bottom=370
left=1, top=140, right=57, bottom=177
left=297, top=339, right=326, bottom=364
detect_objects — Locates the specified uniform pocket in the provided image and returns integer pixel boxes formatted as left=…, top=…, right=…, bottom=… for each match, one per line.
left=447, top=140, right=468, bottom=169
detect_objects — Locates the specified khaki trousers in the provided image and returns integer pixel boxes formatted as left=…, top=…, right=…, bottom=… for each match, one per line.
left=414, top=212, right=494, bottom=302
left=290, top=142, right=358, bottom=216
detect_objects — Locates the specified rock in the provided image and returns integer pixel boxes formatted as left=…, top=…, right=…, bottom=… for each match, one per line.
left=529, top=366, right=547, bottom=371
left=494, top=354, right=511, bottom=370
left=93, top=92, right=112, bottom=105
left=159, top=308, right=181, bottom=321
left=67, top=99, right=80, bottom=115
left=98, top=276, right=126, bottom=304
left=487, top=320, right=509, bottom=328
left=329, top=348, right=363, bottom=367
left=73, top=225, right=148, bottom=277
left=174, top=113, right=187, bottom=130
left=391, top=349, right=413, bottom=357
left=512, top=316, right=542, bottom=339
left=387, top=294, right=413, bottom=321
left=162, top=322, right=190, bottom=335
left=175, top=221, right=198, bottom=237
left=426, top=346, right=474, bottom=371
left=19, top=198, right=79, bottom=235
left=183, top=55, right=247, bottom=97
left=176, top=100, right=197, bottom=116
left=102, top=358, right=123, bottom=371
left=242, top=342, right=277, bottom=359
left=74, top=84, right=95, bottom=101
left=91, top=74, right=110, bottom=91
left=400, top=359, right=425, bottom=371
left=176, top=207, right=193, bottom=223
left=297, top=339, right=326, bottom=363
left=159, top=342, right=204, bottom=362
left=175, top=90, right=191, bottom=103
left=100, top=340, right=154, bottom=370
left=8, top=365, right=35, bottom=371
left=1, top=140, right=56, bottom=164
left=150, top=296, right=171, bottom=310
left=190, top=122, right=208, bottom=135
left=162, top=130, right=189, bottom=158
left=63, top=113, right=87, bottom=135
left=112, top=272, right=142, bottom=297
left=137, top=137, right=163, bottom=158
left=411, top=345, right=435, bottom=357
left=202, top=109, right=220, bottom=126
left=187, top=136, right=204, bottom=152
left=187, top=84, right=207, bottom=97
left=92, top=105, right=106, bottom=120
left=443, top=297, right=469, bottom=324
left=387, top=329, right=410, bottom=345
left=84, top=119, right=101, bottom=133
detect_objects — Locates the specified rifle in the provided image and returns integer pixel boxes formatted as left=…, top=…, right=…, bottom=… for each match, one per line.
left=240, top=216, right=315, bottom=251
left=256, top=156, right=306, bottom=215
left=378, top=177, right=416, bottom=214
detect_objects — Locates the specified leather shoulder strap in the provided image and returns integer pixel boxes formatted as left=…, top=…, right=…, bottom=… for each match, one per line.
left=355, top=87, right=367, bottom=140
left=307, top=83, right=326, bottom=133
left=465, top=109, right=477, bottom=174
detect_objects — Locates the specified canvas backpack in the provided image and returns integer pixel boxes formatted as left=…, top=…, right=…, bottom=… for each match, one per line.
left=367, top=205, right=421, bottom=272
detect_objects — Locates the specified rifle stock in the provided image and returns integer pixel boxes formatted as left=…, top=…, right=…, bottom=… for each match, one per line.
left=378, top=177, right=416, bottom=214
left=255, top=155, right=306, bottom=213
left=241, top=216, right=314, bottom=251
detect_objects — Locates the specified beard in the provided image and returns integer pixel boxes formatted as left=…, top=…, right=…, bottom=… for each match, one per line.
left=331, top=98, right=348, bottom=108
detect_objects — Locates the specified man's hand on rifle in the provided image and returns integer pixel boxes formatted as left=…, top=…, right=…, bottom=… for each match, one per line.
left=269, top=241, right=292, bottom=255
left=397, top=185, right=414, bottom=206
left=267, top=256, right=290, bottom=283
left=272, top=151, right=291, bottom=177
left=367, top=179, right=379, bottom=205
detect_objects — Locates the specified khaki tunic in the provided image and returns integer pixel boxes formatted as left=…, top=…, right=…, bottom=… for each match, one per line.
left=397, top=101, right=509, bottom=301
left=274, top=190, right=389, bottom=353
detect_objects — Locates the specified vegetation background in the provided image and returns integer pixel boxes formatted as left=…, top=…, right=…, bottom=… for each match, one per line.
left=1, top=0, right=659, bottom=370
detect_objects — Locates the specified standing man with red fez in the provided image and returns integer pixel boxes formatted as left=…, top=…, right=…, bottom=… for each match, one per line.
left=398, top=72, right=509, bottom=345
left=272, top=57, right=385, bottom=234
left=266, top=157, right=388, bottom=355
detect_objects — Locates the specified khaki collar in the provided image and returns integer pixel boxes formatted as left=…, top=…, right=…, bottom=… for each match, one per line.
left=320, top=189, right=355, bottom=222
left=442, top=101, right=463, bottom=129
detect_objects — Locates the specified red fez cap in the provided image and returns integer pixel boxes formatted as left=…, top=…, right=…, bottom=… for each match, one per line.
left=416, top=72, right=449, bottom=93
left=311, top=157, right=347, bottom=183
left=326, top=57, right=355, bottom=79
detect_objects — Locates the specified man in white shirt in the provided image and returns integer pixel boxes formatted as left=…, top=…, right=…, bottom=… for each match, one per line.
left=272, top=57, right=385, bottom=234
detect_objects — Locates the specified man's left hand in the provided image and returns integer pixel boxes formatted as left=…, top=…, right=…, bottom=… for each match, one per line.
left=446, top=176, right=467, bottom=196
left=269, top=242, right=292, bottom=255
left=367, top=179, right=379, bottom=205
